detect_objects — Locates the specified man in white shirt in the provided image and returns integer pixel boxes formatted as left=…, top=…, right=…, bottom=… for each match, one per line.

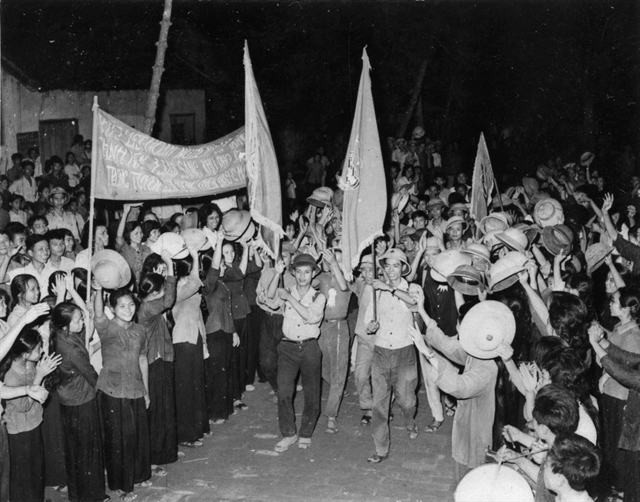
left=9, top=162, right=37, bottom=203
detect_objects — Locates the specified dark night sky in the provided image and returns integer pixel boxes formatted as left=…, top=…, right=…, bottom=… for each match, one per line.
left=2, top=0, right=638, bottom=170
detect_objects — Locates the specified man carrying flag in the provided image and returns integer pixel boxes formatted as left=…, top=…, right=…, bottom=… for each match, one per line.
left=469, top=132, right=497, bottom=225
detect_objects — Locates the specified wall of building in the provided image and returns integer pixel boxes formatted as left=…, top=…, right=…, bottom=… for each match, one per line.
left=1, top=70, right=205, bottom=158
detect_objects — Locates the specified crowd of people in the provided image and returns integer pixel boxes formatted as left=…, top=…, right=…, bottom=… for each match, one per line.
left=0, top=128, right=638, bottom=502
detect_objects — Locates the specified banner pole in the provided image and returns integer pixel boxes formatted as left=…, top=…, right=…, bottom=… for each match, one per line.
left=86, top=96, right=99, bottom=306
left=371, top=242, right=377, bottom=322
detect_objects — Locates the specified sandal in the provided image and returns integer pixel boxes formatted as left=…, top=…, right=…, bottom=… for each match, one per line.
left=407, top=423, right=419, bottom=440
left=326, top=417, right=338, bottom=434
left=274, top=435, right=298, bottom=452
left=360, top=415, right=372, bottom=426
left=209, top=419, right=226, bottom=425
left=298, top=437, right=311, bottom=449
left=445, top=402, right=456, bottom=417
left=151, top=465, right=167, bottom=476
left=135, top=480, right=153, bottom=487
left=424, top=419, right=444, bottom=433
left=117, top=491, right=137, bottom=502
left=234, top=401, right=249, bottom=411
left=103, top=496, right=111, bottom=502
left=367, top=452, right=388, bottom=464
left=180, top=440, right=203, bottom=448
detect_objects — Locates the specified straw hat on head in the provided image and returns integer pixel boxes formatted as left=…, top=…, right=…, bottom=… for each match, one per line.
left=222, top=209, right=256, bottom=243
left=148, top=232, right=190, bottom=259
left=534, top=198, right=564, bottom=228
left=458, top=301, right=516, bottom=359
left=541, top=224, right=574, bottom=256
left=449, top=202, right=469, bottom=215
left=425, top=236, right=441, bottom=251
left=395, top=138, right=407, bottom=147
left=358, top=253, right=374, bottom=268
left=430, top=249, right=472, bottom=283
left=380, top=248, right=411, bottom=276
left=445, top=216, right=468, bottom=233
left=427, top=198, right=446, bottom=211
left=490, top=194, right=514, bottom=209
left=447, top=265, right=486, bottom=296
left=306, top=187, right=334, bottom=208
left=483, top=230, right=505, bottom=252
left=585, top=243, right=614, bottom=274
left=48, top=186, right=70, bottom=205
left=91, top=249, right=132, bottom=290
left=462, top=242, right=491, bottom=265
left=488, top=251, right=529, bottom=292
left=580, top=151, right=595, bottom=167
left=496, top=227, right=529, bottom=254
left=478, top=212, right=510, bottom=235
left=181, top=228, right=211, bottom=252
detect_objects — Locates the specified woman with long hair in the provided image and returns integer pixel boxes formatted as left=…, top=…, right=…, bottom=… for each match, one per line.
left=52, top=301, right=107, bottom=502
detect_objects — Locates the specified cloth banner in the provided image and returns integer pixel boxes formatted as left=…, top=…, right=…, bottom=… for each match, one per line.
left=94, top=108, right=246, bottom=200
left=469, top=132, right=496, bottom=224
left=340, top=48, right=387, bottom=281
left=244, top=41, right=284, bottom=258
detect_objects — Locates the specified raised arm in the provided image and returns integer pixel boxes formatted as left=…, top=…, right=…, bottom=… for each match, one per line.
left=115, top=203, right=137, bottom=249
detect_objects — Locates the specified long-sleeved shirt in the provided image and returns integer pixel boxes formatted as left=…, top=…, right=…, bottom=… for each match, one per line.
left=3, top=364, right=41, bottom=434
left=203, top=266, right=234, bottom=334
left=602, top=320, right=640, bottom=400
left=424, top=317, right=498, bottom=468
left=614, top=234, right=640, bottom=275
left=138, top=276, right=177, bottom=364
left=601, top=343, right=640, bottom=451
left=282, top=286, right=326, bottom=341
left=56, top=331, right=98, bottom=407
left=172, top=276, right=206, bottom=345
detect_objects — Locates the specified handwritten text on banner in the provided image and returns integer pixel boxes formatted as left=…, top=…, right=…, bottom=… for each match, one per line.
left=95, top=109, right=247, bottom=200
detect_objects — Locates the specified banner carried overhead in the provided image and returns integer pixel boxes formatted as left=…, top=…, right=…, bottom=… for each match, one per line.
left=469, top=132, right=496, bottom=224
left=94, top=109, right=247, bottom=200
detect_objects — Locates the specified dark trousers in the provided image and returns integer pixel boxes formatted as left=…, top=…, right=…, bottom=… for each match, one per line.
left=259, top=311, right=284, bottom=392
left=277, top=339, right=321, bottom=439
left=147, top=360, right=178, bottom=465
left=205, top=330, right=234, bottom=421
left=175, top=340, right=210, bottom=442
left=600, top=393, right=634, bottom=492
left=60, top=399, right=106, bottom=502
left=99, top=391, right=151, bottom=493
left=0, top=423, right=9, bottom=502
left=244, top=306, right=262, bottom=386
left=231, top=318, right=247, bottom=400
left=42, top=391, right=66, bottom=487
left=8, top=425, right=44, bottom=502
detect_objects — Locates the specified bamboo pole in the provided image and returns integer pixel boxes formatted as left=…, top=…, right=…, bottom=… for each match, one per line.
left=86, top=96, right=99, bottom=305
left=143, top=0, right=173, bottom=136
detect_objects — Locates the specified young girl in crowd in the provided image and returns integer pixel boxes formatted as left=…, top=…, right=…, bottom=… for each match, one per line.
left=8, top=274, right=40, bottom=326
left=173, top=246, right=210, bottom=447
left=116, top=203, right=151, bottom=285
left=137, top=251, right=178, bottom=472
left=53, top=300, right=107, bottom=502
left=94, top=286, right=151, bottom=501
left=1, top=327, right=61, bottom=502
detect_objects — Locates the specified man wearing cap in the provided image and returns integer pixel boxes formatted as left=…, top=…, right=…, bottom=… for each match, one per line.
left=46, top=187, right=82, bottom=242
left=255, top=242, right=297, bottom=395
left=426, top=199, right=447, bottom=234
left=273, top=253, right=326, bottom=452
left=364, top=248, right=419, bottom=463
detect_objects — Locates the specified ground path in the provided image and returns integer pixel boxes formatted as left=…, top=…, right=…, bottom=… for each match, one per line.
left=46, top=373, right=457, bottom=502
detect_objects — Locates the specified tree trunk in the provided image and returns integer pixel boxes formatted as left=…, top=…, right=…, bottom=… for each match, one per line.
left=143, top=0, right=173, bottom=136
left=396, top=58, right=428, bottom=139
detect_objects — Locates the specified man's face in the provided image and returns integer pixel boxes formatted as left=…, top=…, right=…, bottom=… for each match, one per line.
left=413, top=216, right=426, bottom=230
left=23, top=165, right=34, bottom=177
left=29, top=240, right=50, bottom=265
left=12, top=233, right=26, bottom=250
left=435, top=176, right=445, bottom=187
left=456, top=173, right=467, bottom=185
left=360, top=263, right=374, bottom=285
left=417, top=200, right=428, bottom=212
left=424, top=248, right=440, bottom=268
left=429, top=206, right=443, bottom=219
left=427, top=186, right=439, bottom=199
left=447, top=223, right=464, bottom=241
left=294, top=265, right=313, bottom=287
left=383, top=258, right=403, bottom=281
left=456, top=185, right=468, bottom=198
left=49, top=239, right=65, bottom=257
left=452, top=208, right=466, bottom=218
left=400, top=236, right=415, bottom=251
left=31, top=219, right=48, bottom=235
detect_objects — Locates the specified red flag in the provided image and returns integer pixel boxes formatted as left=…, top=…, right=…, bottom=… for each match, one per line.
left=244, top=42, right=284, bottom=258
left=469, top=132, right=496, bottom=224
left=340, top=48, right=387, bottom=281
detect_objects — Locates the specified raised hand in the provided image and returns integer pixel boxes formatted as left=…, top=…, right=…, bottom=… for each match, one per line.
left=22, top=303, right=50, bottom=324
left=495, top=341, right=514, bottom=362
left=588, top=323, right=604, bottom=346
left=519, top=362, right=540, bottom=394
left=601, top=193, right=614, bottom=213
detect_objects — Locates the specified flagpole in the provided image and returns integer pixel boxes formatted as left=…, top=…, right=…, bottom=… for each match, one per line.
left=371, top=242, right=377, bottom=322
left=86, top=96, right=99, bottom=305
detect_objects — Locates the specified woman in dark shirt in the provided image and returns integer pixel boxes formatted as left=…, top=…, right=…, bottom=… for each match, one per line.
left=221, top=241, right=251, bottom=411
left=53, top=302, right=107, bottom=502
left=137, top=251, right=178, bottom=472
left=202, top=232, right=239, bottom=424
